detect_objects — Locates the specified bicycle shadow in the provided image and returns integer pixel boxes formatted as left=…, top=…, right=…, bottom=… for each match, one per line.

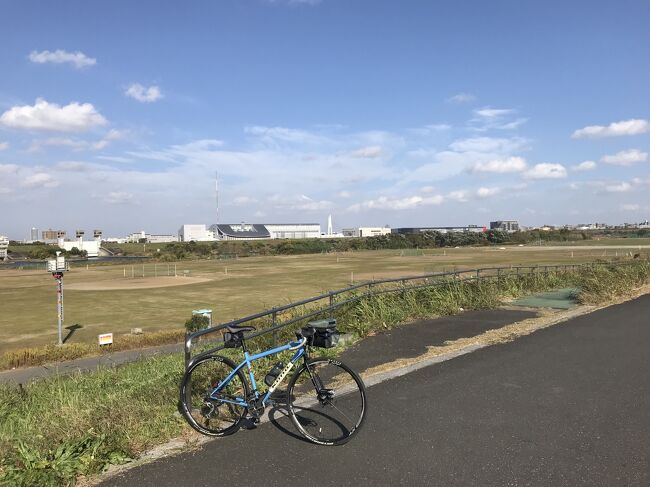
left=265, top=390, right=351, bottom=444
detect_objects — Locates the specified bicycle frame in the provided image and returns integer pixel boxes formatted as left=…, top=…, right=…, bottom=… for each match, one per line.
left=210, top=338, right=307, bottom=408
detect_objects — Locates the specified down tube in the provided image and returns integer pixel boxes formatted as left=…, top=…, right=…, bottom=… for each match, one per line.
left=263, top=347, right=305, bottom=404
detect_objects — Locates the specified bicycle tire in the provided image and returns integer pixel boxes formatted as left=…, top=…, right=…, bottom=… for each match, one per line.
left=180, top=354, right=249, bottom=436
left=287, top=357, right=367, bottom=446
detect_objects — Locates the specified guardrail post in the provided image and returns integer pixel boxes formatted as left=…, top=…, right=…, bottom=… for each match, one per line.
left=184, top=333, right=191, bottom=369
left=476, top=269, right=480, bottom=281
left=272, top=311, right=278, bottom=346
left=329, top=291, right=334, bottom=309
left=497, top=267, right=501, bottom=289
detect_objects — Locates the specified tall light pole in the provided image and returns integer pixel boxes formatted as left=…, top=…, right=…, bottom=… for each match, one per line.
left=47, top=252, right=68, bottom=345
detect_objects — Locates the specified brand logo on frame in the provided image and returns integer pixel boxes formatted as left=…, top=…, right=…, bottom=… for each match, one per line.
left=269, top=362, right=294, bottom=392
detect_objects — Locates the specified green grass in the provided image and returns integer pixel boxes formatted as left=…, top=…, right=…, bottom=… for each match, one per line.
left=2, top=260, right=649, bottom=487
left=2, top=247, right=649, bottom=355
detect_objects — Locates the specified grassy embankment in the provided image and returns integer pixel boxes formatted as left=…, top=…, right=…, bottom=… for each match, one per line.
left=1, top=260, right=649, bottom=487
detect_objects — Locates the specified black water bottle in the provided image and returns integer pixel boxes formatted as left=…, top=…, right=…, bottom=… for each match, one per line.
left=264, top=362, right=284, bottom=386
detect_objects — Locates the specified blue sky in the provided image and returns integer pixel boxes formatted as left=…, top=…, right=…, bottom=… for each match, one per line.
left=0, top=0, right=649, bottom=239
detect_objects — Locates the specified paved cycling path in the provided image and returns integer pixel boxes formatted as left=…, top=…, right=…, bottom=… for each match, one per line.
left=99, top=295, right=650, bottom=486
left=0, top=309, right=535, bottom=384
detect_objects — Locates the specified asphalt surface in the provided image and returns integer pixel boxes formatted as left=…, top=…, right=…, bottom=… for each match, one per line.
left=338, top=308, right=537, bottom=373
left=100, top=295, right=650, bottom=486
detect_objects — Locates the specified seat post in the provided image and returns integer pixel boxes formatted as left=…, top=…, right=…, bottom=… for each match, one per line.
left=241, top=338, right=248, bottom=354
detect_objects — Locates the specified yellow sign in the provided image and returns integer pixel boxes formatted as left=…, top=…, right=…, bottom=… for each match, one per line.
left=98, top=333, right=113, bottom=346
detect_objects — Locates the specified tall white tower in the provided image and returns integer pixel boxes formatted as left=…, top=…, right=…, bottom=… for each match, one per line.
left=215, top=172, right=219, bottom=226
left=327, top=214, right=333, bottom=236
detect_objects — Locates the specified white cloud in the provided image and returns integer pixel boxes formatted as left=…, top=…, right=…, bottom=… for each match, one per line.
left=0, top=98, right=107, bottom=132
left=337, top=190, right=351, bottom=198
left=447, top=93, right=476, bottom=104
left=28, top=49, right=96, bottom=68
left=449, top=136, right=528, bottom=154
left=125, top=84, right=163, bottom=103
left=600, top=149, right=647, bottom=166
left=96, top=155, right=134, bottom=163
left=471, top=156, right=527, bottom=173
left=447, top=190, right=468, bottom=202
left=524, top=163, right=567, bottom=179
left=54, top=161, right=108, bottom=172
left=572, top=119, right=650, bottom=139
left=348, top=194, right=444, bottom=211
left=0, top=164, right=19, bottom=175
left=621, top=204, right=640, bottom=211
left=105, top=191, right=135, bottom=204
left=605, top=182, right=632, bottom=193
left=573, top=160, right=597, bottom=171
left=268, top=194, right=332, bottom=211
left=0, top=142, right=8, bottom=151
left=245, top=126, right=328, bottom=145
left=409, top=124, right=451, bottom=136
left=476, top=187, right=500, bottom=198
left=470, top=107, right=526, bottom=131
left=22, top=172, right=59, bottom=188
left=350, top=146, right=383, bottom=158
left=474, top=107, right=515, bottom=119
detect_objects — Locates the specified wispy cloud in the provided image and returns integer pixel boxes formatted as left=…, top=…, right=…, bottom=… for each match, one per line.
left=22, top=172, right=59, bottom=188
left=348, top=194, right=444, bottom=212
left=28, top=49, right=96, bottom=69
left=0, top=142, right=8, bottom=151
left=600, top=149, right=647, bottom=166
left=572, top=160, right=597, bottom=171
left=470, top=107, right=527, bottom=131
left=523, top=163, right=567, bottom=179
left=470, top=156, right=527, bottom=174
left=447, top=93, right=476, bottom=104
left=572, top=119, right=650, bottom=138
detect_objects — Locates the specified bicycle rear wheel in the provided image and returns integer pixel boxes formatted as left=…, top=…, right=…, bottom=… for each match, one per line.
left=180, top=355, right=249, bottom=436
left=287, top=358, right=366, bottom=445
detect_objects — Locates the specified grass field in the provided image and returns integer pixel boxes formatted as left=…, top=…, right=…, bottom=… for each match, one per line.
left=1, top=244, right=648, bottom=353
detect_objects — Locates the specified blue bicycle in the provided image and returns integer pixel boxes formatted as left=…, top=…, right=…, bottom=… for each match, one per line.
left=179, top=320, right=367, bottom=446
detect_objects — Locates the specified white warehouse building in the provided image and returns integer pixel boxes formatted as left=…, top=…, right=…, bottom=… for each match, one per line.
left=342, top=227, right=392, bottom=238
left=265, top=223, right=321, bottom=239
left=208, top=223, right=321, bottom=240
left=178, top=224, right=215, bottom=242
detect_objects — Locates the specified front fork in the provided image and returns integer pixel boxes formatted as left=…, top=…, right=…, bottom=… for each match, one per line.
left=303, top=354, right=333, bottom=404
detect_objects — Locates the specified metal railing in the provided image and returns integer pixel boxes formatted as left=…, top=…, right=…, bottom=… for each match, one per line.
left=183, top=260, right=631, bottom=369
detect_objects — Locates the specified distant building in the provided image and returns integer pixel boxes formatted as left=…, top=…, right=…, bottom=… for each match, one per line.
left=30, top=227, right=39, bottom=241
left=211, top=223, right=271, bottom=240
left=490, top=220, right=520, bottom=232
left=209, top=223, right=321, bottom=240
left=127, top=231, right=178, bottom=243
left=342, top=227, right=392, bottom=237
left=392, top=225, right=485, bottom=235
left=265, top=223, right=321, bottom=239
left=0, top=235, right=8, bottom=260
left=42, top=229, right=66, bottom=243
left=178, top=224, right=215, bottom=242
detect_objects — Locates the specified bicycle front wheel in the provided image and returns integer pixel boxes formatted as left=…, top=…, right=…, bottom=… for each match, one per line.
left=287, top=358, right=366, bottom=445
left=180, top=354, right=249, bottom=436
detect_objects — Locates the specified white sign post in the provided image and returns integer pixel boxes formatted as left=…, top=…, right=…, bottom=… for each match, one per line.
left=47, top=252, right=69, bottom=345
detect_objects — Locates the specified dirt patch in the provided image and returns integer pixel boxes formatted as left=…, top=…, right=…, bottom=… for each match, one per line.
left=66, top=276, right=213, bottom=291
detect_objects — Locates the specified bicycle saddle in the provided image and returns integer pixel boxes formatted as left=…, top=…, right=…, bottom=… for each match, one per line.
left=226, top=324, right=256, bottom=333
